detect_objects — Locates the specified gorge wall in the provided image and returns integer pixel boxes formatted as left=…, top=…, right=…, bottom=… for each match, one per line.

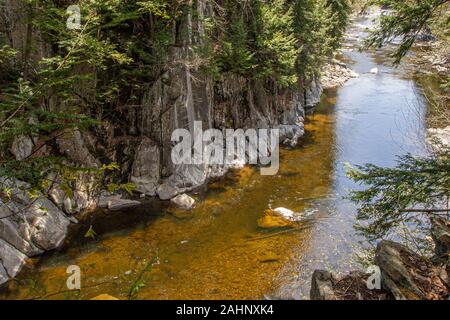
left=0, top=0, right=331, bottom=285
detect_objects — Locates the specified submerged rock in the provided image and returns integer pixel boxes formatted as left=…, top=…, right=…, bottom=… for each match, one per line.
left=257, top=209, right=295, bottom=229
left=272, top=207, right=295, bottom=220
left=170, top=194, right=195, bottom=210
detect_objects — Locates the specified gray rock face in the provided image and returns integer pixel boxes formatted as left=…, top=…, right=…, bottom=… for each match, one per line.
left=56, top=129, right=100, bottom=168
left=305, top=77, right=323, bottom=108
left=130, top=138, right=160, bottom=196
left=0, top=239, right=28, bottom=285
left=277, top=124, right=305, bottom=148
left=10, top=135, right=34, bottom=160
left=49, top=175, right=98, bottom=215
left=0, top=263, right=8, bottom=285
left=0, top=179, right=70, bottom=285
left=128, top=4, right=322, bottom=200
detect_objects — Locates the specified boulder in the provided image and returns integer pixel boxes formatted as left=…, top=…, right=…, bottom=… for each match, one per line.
left=56, top=129, right=100, bottom=168
left=375, top=240, right=449, bottom=300
left=49, top=175, right=98, bottom=214
left=98, top=194, right=123, bottom=208
left=0, top=239, right=28, bottom=285
left=277, top=124, right=305, bottom=148
left=257, top=209, right=295, bottom=229
left=130, top=138, right=160, bottom=196
left=431, top=217, right=450, bottom=260
left=310, top=270, right=337, bottom=300
left=107, top=199, right=141, bottom=211
left=0, top=179, right=70, bottom=256
left=157, top=164, right=208, bottom=200
left=0, top=263, right=8, bottom=285
left=170, top=194, right=195, bottom=210
left=273, top=207, right=295, bottom=220
left=310, top=270, right=391, bottom=300
left=11, top=135, right=33, bottom=160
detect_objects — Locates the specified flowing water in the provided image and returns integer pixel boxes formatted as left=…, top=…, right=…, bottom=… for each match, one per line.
left=0, top=14, right=434, bottom=300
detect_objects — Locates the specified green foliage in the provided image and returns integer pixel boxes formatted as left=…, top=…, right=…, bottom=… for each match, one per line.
left=365, top=0, right=450, bottom=64
left=0, top=0, right=182, bottom=194
left=259, top=0, right=298, bottom=87
left=346, top=151, right=450, bottom=242
left=213, top=0, right=350, bottom=86
left=84, top=225, right=97, bottom=240
left=326, top=0, right=352, bottom=51
left=215, top=2, right=256, bottom=76
left=1, top=0, right=353, bottom=198
left=294, top=0, right=335, bottom=83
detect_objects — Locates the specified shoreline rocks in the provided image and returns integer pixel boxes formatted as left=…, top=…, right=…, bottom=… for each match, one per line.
left=310, top=270, right=391, bottom=300
left=310, top=219, right=450, bottom=300
left=0, top=178, right=71, bottom=286
left=321, top=59, right=359, bottom=89
left=375, top=240, right=448, bottom=300
left=427, top=126, right=450, bottom=150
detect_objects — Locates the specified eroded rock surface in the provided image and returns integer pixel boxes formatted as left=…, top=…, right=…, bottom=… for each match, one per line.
left=0, top=179, right=70, bottom=285
left=130, top=138, right=160, bottom=196
left=375, top=240, right=448, bottom=300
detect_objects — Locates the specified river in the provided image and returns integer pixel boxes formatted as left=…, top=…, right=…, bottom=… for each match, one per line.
left=0, top=13, right=433, bottom=300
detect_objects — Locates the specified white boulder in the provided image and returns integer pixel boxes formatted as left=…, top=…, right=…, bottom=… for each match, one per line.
left=171, top=194, right=196, bottom=210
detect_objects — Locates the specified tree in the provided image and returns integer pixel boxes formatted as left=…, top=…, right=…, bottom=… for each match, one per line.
left=365, top=0, right=450, bottom=64
left=347, top=150, right=450, bottom=243
left=347, top=0, right=450, bottom=247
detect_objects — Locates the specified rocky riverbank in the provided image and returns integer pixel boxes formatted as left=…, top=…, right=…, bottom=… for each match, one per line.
left=310, top=218, right=450, bottom=300
left=0, top=60, right=362, bottom=286
left=321, top=59, right=359, bottom=89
